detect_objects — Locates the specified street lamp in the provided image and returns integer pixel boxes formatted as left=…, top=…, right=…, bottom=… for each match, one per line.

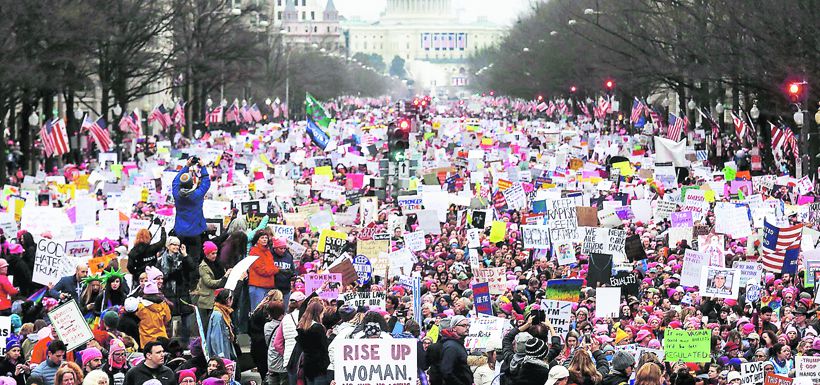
left=112, top=104, right=122, bottom=117
left=265, top=98, right=272, bottom=106
left=550, top=31, right=558, bottom=36
left=794, top=111, right=804, bottom=126
left=687, top=99, right=696, bottom=110
left=206, top=98, right=213, bottom=108
left=568, top=19, right=577, bottom=26
left=74, top=109, right=84, bottom=120
left=274, top=97, right=280, bottom=105
left=28, top=111, right=39, bottom=127
left=750, top=102, right=760, bottom=120
left=522, top=47, right=530, bottom=52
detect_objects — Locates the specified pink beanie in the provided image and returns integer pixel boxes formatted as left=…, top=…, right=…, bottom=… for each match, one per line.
left=203, top=241, right=218, bottom=255
left=80, top=347, right=103, bottom=367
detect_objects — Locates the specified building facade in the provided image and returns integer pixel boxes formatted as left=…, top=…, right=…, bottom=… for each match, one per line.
left=343, top=0, right=506, bottom=98
left=274, top=0, right=344, bottom=51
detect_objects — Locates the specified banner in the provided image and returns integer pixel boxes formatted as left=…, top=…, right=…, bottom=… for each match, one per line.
left=47, top=301, right=94, bottom=351
left=340, top=292, right=386, bottom=309
left=465, top=316, right=508, bottom=350
left=540, top=300, right=573, bottom=337
left=796, top=356, right=820, bottom=385
left=764, top=373, right=793, bottom=385
left=546, top=279, right=583, bottom=302
left=305, top=273, right=342, bottom=300
left=740, top=362, right=765, bottom=385
left=472, top=282, right=493, bottom=316
left=334, top=340, right=417, bottom=385
left=663, top=329, right=710, bottom=362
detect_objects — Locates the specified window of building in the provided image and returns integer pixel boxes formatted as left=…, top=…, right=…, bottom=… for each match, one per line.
left=311, top=11, right=315, bottom=20
left=327, top=26, right=330, bottom=33
left=302, top=11, right=306, bottom=20
left=277, top=0, right=281, bottom=5
left=364, top=42, right=367, bottom=49
left=277, top=11, right=282, bottom=20
left=314, top=26, right=317, bottom=32
left=301, top=0, right=305, bottom=5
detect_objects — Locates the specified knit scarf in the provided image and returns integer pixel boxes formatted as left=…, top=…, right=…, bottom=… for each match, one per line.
left=213, top=302, right=235, bottom=341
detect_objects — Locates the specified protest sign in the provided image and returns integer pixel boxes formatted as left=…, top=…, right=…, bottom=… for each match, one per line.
left=699, top=234, right=726, bottom=267
left=287, top=239, right=307, bottom=262
left=465, top=316, right=508, bottom=350
left=700, top=266, right=741, bottom=299
left=764, top=374, right=793, bottom=385
left=587, top=253, right=613, bottom=287
left=545, top=198, right=578, bottom=243
left=352, top=255, right=373, bottom=285
left=609, top=272, right=640, bottom=296
left=340, top=291, right=386, bottom=309
left=333, top=339, right=417, bottom=385
left=544, top=279, right=584, bottom=302
left=33, top=236, right=77, bottom=286
left=388, top=248, right=416, bottom=275
left=64, top=240, right=94, bottom=259
left=466, top=228, right=481, bottom=248
left=635, top=347, right=665, bottom=365
left=654, top=200, right=678, bottom=221
left=327, top=258, right=359, bottom=287
left=0, top=317, right=10, bottom=355
left=733, top=261, right=763, bottom=287
left=681, top=249, right=708, bottom=287
left=580, top=227, right=627, bottom=262
left=576, top=206, right=599, bottom=227
left=663, top=329, right=711, bottom=362
left=682, top=189, right=708, bottom=221
left=305, top=273, right=343, bottom=300
left=474, top=267, right=506, bottom=295
left=397, top=195, right=423, bottom=211
left=554, top=242, right=576, bottom=266
left=269, top=224, right=295, bottom=241
left=521, top=225, right=550, bottom=249
left=48, top=301, right=94, bottom=351
left=595, top=287, right=621, bottom=317
left=541, top=300, right=573, bottom=337
left=796, top=356, right=820, bottom=385
left=226, top=256, right=258, bottom=290
left=741, top=362, right=765, bottom=385
left=403, top=231, right=426, bottom=251
left=671, top=211, right=693, bottom=227
left=472, top=282, right=493, bottom=316
left=625, top=234, right=646, bottom=261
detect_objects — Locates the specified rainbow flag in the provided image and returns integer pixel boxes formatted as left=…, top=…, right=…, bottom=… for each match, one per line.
left=27, top=287, right=46, bottom=304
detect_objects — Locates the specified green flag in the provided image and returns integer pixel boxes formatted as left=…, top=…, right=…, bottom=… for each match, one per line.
left=305, top=93, right=332, bottom=129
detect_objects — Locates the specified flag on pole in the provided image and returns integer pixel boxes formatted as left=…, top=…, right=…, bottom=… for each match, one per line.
left=770, top=122, right=798, bottom=160
left=249, top=104, right=263, bottom=122
left=205, top=106, right=223, bottom=127
left=760, top=219, right=803, bottom=274
left=306, top=117, right=330, bottom=150
left=306, top=93, right=332, bottom=128
left=82, top=116, right=114, bottom=152
left=225, top=102, right=240, bottom=123
left=272, top=103, right=281, bottom=119
left=41, top=118, right=70, bottom=157
left=130, top=110, right=142, bottom=135
left=148, top=104, right=173, bottom=129
left=280, top=102, right=288, bottom=119
left=630, top=98, right=645, bottom=123
left=666, top=113, right=686, bottom=141
left=240, top=105, right=254, bottom=123
left=731, top=112, right=747, bottom=140
left=171, top=100, right=186, bottom=127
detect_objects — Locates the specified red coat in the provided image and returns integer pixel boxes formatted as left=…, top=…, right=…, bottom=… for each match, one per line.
left=0, top=275, right=17, bottom=311
left=248, top=245, right=279, bottom=288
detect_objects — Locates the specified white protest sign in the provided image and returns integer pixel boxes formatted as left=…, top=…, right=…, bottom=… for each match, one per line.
left=700, top=266, right=741, bottom=299
left=545, top=198, right=578, bottom=243
left=474, top=267, right=506, bottom=295
left=580, top=227, right=626, bottom=263
left=654, top=200, right=678, bottom=221
left=47, top=301, right=94, bottom=351
left=466, top=228, right=481, bottom=248
left=732, top=261, right=763, bottom=287
left=521, top=225, right=550, bottom=249
left=64, top=240, right=94, bottom=259
left=682, top=189, right=708, bottom=221
left=334, top=340, right=417, bottom=385
left=287, top=239, right=307, bottom=261
left=681, top=249, right=708, bottom=287
left=741, top=361, right=765, bottom=385
left=32, top=236, right=77, bottom=286
left=397, top=195, right=423, bottom=211
left=0, top=317, right=10, bottom=355
left=797, top=356, right=820, bottom=385
left=465, top=316, right=509, bottom=350
left=555, top=242, right=577, bottom=266
left=595, top=287, right=621, bottom=318
left=269, top=224, right=296, bottom=241
left=203, top=200, right=231, bottom=219
left=340, top=291, right=386, bottom=309
left=225, top=256, right=258, bottom=290
left=403, top=231, right=426, bottom=252
left=541, top=300, right=573, bottom=338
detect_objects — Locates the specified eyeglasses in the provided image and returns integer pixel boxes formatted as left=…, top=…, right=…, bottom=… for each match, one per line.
left=181, top=379, right=196, bottom=384
left=455, top=323, right=469, bottom=328
left=113, top=352, right=126, bottom=357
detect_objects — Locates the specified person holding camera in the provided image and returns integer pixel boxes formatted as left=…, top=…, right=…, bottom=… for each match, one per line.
left=0, top=337, right=30, bottom=384
left=172, top=156, right=211, bottom=267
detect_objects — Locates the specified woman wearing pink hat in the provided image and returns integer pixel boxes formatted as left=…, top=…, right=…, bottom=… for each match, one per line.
left=0, top=259, right=17, bottom=316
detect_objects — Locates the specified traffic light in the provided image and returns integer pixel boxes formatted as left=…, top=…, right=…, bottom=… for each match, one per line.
left=604, top=79, right=615, bottom=91
left=569, top=85, right=577, bottom=93
left=787, top=81, right=806, bottom=103
left=388, top=118, right=411, bottom=162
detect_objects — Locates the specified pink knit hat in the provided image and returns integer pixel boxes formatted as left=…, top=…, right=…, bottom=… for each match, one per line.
left=203, top=241, right=218, bottom=255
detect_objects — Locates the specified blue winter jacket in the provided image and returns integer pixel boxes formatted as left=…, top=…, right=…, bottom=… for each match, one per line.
left=172, top=166, right=211, bottom=237
left=207, top=308, right=236, bottom=360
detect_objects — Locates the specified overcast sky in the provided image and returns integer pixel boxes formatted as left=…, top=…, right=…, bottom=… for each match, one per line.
left=333, top=0, right=533, bottom=26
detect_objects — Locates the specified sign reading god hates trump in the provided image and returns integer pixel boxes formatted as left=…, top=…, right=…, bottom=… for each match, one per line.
left=334, top=339, right=417, bottom=385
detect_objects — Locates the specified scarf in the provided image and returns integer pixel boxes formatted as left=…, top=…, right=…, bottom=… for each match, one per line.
left=206, top=258, right=226, bottom=280
left=439, top=328, right=461, bottom=340
left=213, top=302, right=235, bottom=341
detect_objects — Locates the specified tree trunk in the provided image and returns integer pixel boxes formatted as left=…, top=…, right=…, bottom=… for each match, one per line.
left=65, top=88, right=80, bottom=164
left=0, top=98, right=9, bottom=185
left=19, top=100, right=33, bottom=176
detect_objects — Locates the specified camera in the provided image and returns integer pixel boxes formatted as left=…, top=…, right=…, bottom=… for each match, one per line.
left=531, top=309, right=546, bottom=324
left=189, top=156, right=199, bottom=164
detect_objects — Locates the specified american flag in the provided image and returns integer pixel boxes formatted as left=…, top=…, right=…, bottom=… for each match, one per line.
left=171, top=100, right=186, bottom=127
left=761, top=219, right=802, bottom=274
left=281, top=103, right=288, bottom=118
left=82, top=116, right=113, bottom=152
left=666, top=113, right=687, bottom=141
left=536, top=101, right=548, bottom=112
left=148, top=104, right=173, bottom=129
left=769, top=122, right=798, bottom=160
left=630, top=98, right=645, bottom=123
left=731, top=112, right=747, bottom=140
left=648, top=106, right=664, bottom=128
left=249, top=104, right=263, bottom=122
left=225, top=102, right=240, bottom=123
left=699, top=108, right=720, bottom=140
left=579, top=100, right=591, bottom=119
left=118, top=111, right=140, bottom=135
left=240, top=105, right=254, bottom=123
left=205, top=106, right=223, bottom=127
left=598, top=96, right=611, bottom=115
left=272, top=103, right=280, bottom=119
left=40, top=118, right=70, bottom=157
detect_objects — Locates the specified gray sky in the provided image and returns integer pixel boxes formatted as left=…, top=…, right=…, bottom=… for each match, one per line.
left=333, top=0, right=532, bottom=26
